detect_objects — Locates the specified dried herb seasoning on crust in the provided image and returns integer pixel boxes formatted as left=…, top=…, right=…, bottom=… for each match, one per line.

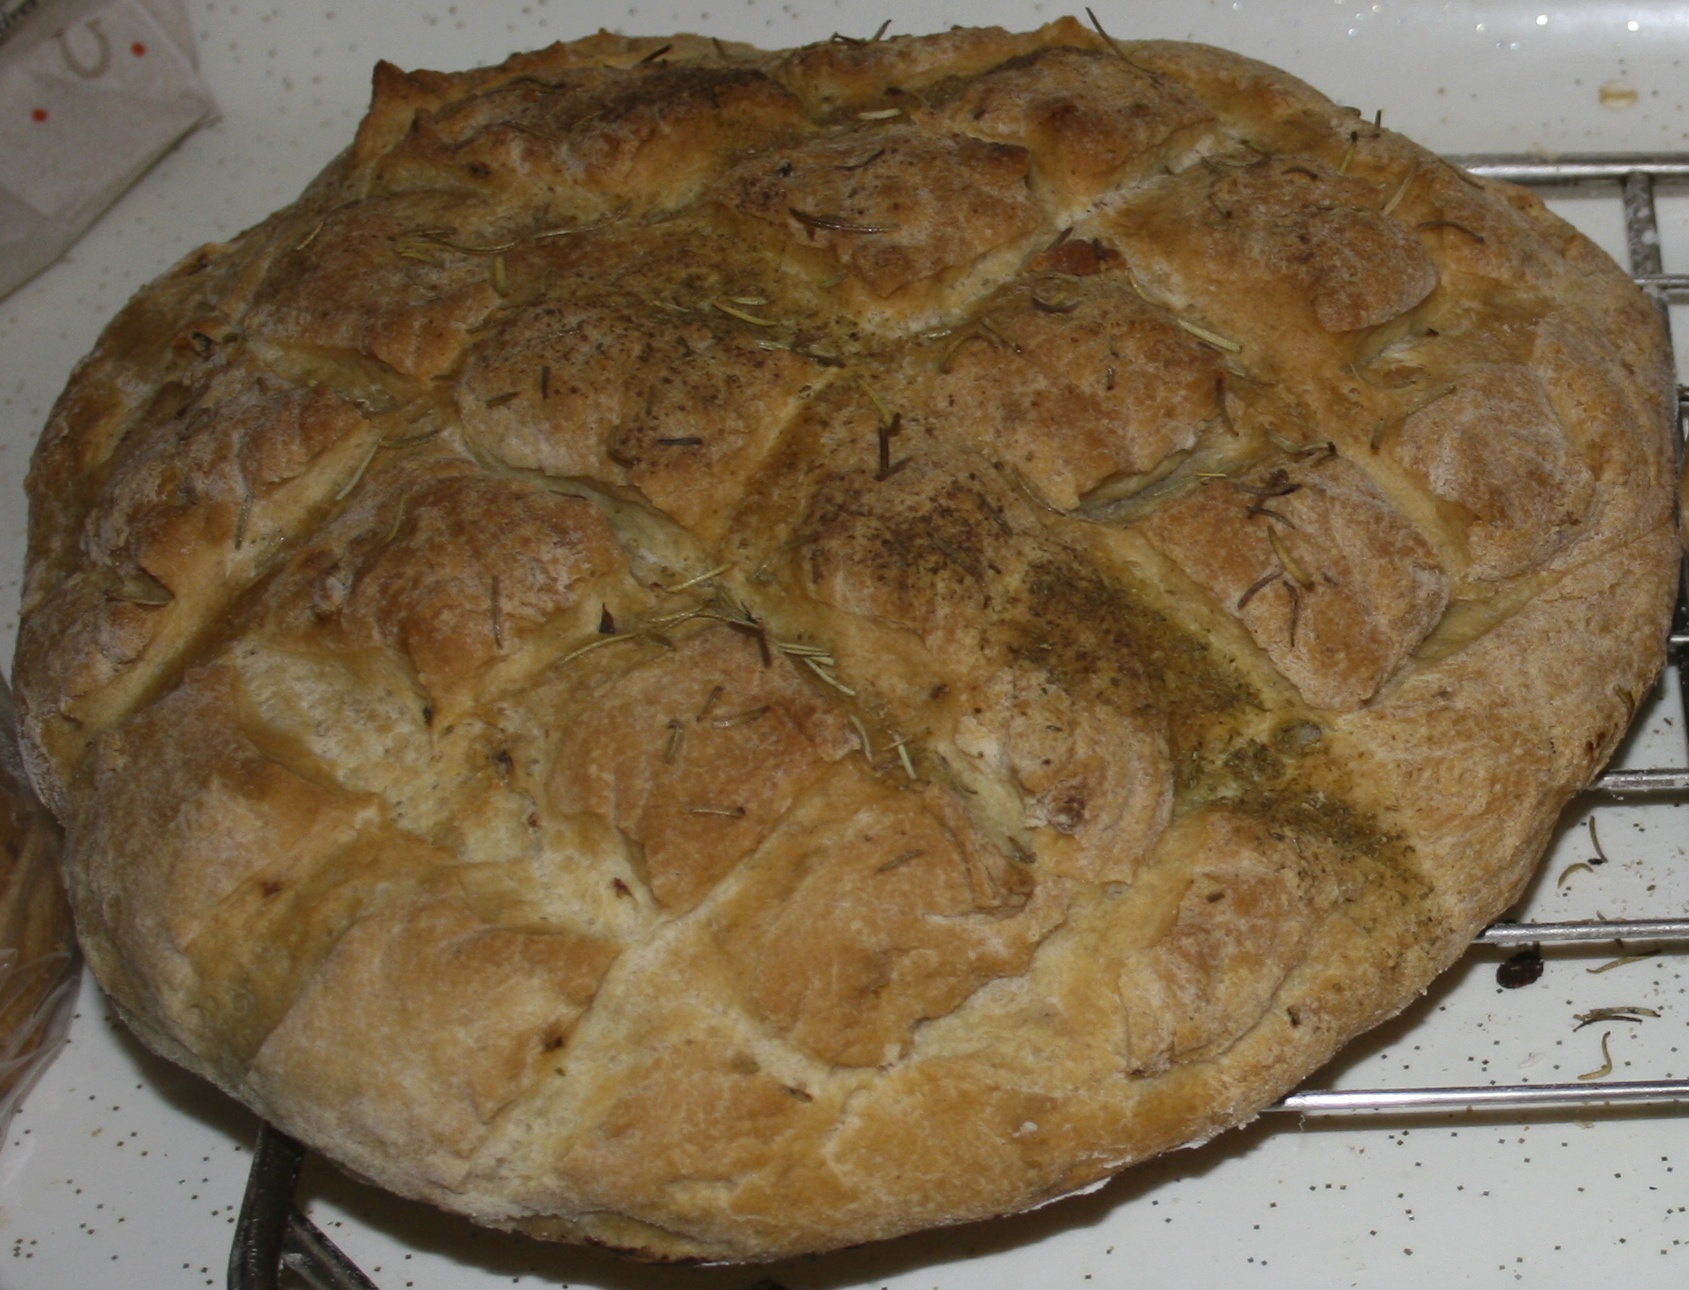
left=11, top=19, right=1678, bottom=1262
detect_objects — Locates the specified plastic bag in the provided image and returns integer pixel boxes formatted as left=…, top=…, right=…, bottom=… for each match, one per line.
left=0, top=0, right=216, bottom=298
left=0, top=677, right=77, bottom=1150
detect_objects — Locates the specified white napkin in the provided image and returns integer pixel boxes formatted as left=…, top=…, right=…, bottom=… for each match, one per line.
left=0, top=0, right=215, bottom=298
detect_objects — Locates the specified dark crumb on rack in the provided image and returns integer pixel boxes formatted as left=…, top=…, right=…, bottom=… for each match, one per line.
left=1496, top=946, right=1544, bottom=989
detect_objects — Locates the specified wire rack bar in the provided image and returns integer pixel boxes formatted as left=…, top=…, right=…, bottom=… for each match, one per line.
left=1270, top=1081, right=1689, bottom=1115
left=282, top=1212, right=382, bottom=1290
left=1451, top=154, right=1689, bottom=182
left=231, top=1125, right=378, bottom=1290
left=1476, top=918, right=1689, bottom=946
left=1591, top=767, right=1689, bottom=795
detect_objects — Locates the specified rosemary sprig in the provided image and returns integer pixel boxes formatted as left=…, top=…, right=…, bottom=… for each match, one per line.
left=1576, top=1031, right=1614, bottom=1081
left=714, top=299, right=778, bottom=327
left=803, top=655, right=856, bottom=695
left=790, top=207, right=897, bottom=235
left=1381, top=158, right=1420, bottom=217
left=710, top=705, right=770, bottom=729
left=1574, top=1006, right=1658, bottom=1031
left=1267, top=527, right=1314, bottom=589
left=1416, top=219, right=1486, bottom=243
left=660, top=562, right=733, bottom=593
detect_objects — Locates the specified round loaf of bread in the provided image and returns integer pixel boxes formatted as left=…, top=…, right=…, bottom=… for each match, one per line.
left=12, top=19, right=1679, bottom=1262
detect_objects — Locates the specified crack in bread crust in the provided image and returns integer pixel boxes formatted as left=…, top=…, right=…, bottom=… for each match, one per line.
left=12, top=18, right=1677, bottom=1263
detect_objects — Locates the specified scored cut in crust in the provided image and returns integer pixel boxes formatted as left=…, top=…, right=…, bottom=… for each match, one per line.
left=11, top=19, right=1679, bottom=1262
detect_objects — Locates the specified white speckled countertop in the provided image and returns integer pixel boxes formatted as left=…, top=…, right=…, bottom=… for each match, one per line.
left=5, top=2, right=1689, bottom=1287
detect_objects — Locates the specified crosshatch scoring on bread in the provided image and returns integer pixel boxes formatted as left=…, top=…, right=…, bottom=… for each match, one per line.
left=10, top=17, right=1679, bottom=1263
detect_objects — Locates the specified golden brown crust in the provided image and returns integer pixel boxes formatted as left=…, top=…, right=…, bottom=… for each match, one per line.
left=12, top=20, right=1678, bottom=1261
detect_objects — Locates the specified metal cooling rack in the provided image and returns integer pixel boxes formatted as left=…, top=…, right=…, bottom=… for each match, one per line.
left=226, top=152, right=1689, bottom=1290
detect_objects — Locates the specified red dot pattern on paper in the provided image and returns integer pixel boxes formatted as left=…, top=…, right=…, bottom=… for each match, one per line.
left=31, top=108, right=47, bottom=122
left=131, top=42, right=147, bottom=56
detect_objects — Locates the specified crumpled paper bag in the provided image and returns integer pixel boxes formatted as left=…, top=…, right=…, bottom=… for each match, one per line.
left=0, top=675, right=76, bottom=1156
left=0, top=0, right=215, bottom=298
